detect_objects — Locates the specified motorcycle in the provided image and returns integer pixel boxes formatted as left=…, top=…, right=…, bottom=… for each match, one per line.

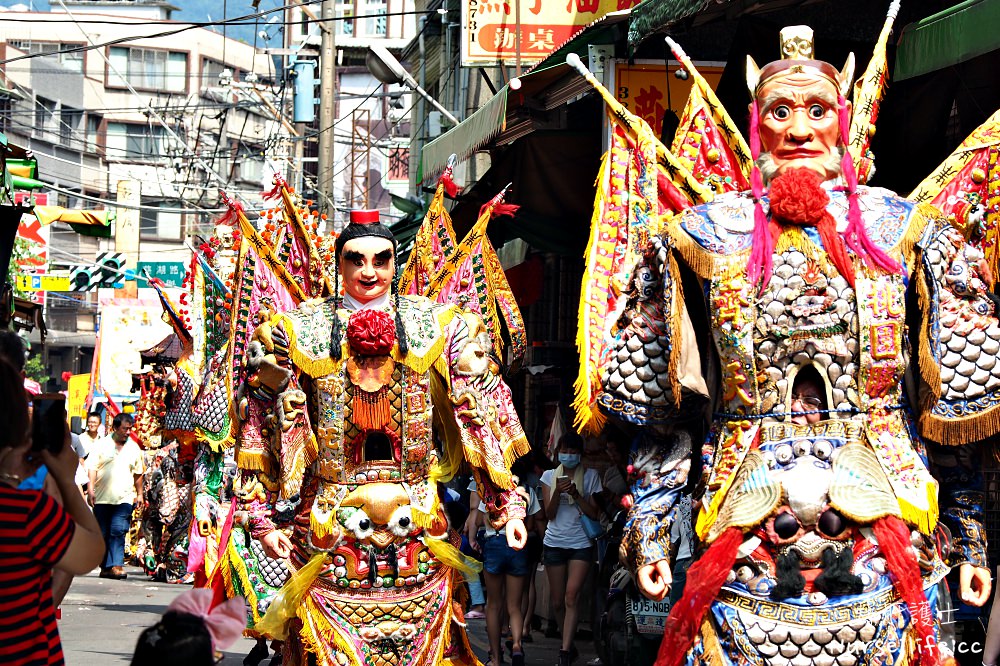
left=595, top=511, right=669, bottom=666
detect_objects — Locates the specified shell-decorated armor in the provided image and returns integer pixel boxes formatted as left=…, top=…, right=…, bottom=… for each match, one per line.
left=236, top=294, right=529, bottom=666
left=601, top=186, right=995, bottom=665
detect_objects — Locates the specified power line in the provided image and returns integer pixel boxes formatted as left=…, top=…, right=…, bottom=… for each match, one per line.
left=0, top=6, right=437, bottom=67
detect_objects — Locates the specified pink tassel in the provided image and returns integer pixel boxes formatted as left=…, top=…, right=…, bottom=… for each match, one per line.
left=746, top=101, right=774, bottom=292
left=261, top=176, right=284, bottom=201
left=216, top=190, right=244, bottom=227
left=480, top=201, right=519, bottom=219
left=837, top=96, right=903, bottom=276
left=440, top=170, right=460, bottom=198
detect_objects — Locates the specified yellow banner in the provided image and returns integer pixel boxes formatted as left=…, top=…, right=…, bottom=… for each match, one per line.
left=67, top=373, right=91, bottom=422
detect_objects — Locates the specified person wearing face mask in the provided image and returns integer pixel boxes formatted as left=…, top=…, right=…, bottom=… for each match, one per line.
left=540, top=433, right=602, bottom=666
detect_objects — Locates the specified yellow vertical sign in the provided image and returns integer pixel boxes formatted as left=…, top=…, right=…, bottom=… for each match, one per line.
left=67, top=373, right=91, bottom=422
left=614, top=62, right=723, bottom=140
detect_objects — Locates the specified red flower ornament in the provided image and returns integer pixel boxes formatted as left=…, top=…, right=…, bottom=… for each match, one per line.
left=346, top=309, right=396, bottom=356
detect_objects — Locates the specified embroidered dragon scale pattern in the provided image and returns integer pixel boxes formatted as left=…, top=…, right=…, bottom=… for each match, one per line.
left=233, top=294, right=528, bottom=666
left=597, top=185, right=995, bottom=665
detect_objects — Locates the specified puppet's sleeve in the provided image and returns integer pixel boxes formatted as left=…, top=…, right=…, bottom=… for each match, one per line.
left=433, top=311, right=529, bottom=529
left=235, top=317, right=318, bottom=540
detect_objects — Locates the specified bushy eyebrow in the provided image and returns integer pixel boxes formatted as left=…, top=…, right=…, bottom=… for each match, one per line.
left=760, top=87, right=838, bottom=115
left=375, top=249, right=394, bottom=261
left=343, top=250, right=363, bottom=261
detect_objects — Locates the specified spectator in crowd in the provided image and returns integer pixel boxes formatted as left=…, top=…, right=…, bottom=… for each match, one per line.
left=600, top=436, right=629, bottom=516
left=0, top=358, right=104, bottom=665
left=0, top=331, right=26, bottom=374
left=514, top=452, right=549, bottom=644
left=463, top=476, right=487, bottom=620
left=79, top=412, right=102, bottom=453
left=131, top=588, right=245, bottom=666
left=541, top=433, right=603, bottom=666
left=479, top=460, right=542, bottom=666
left=88, top=413, right=144, bottom=580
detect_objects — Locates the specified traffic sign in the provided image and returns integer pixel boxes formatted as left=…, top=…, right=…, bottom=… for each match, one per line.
left=136, top=261, right=186, bottom=287
left=16, top=274, right=72, bottom=292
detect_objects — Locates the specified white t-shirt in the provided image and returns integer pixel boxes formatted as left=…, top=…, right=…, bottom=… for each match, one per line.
left=478, top=486, right=542, bottom=538
left=87, top=436, right=144, bottom=505
left=540, top=467, right=602, bottom=549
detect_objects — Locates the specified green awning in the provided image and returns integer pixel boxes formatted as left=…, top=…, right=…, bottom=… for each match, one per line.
left=627, top=0, right=709, bottom=47
left=895, top=0, right=1000, bottom=81
left=421, top=63, right=572, bottom=179
left=421, top=80, right=509, bottom=180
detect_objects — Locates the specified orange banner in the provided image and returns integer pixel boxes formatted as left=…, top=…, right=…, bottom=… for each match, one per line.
left=614, top=62, right=723, bottom=140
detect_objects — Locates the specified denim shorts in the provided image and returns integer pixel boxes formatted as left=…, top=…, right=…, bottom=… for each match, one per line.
left=542, top=544, right=594, bottom=566
left=483, top=534, right=529, bottom=576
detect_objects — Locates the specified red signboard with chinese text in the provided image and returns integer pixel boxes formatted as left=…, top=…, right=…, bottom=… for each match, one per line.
left=13, top=192, right=51, bottom=304
left=461, top=0, right=639, bottom=65
left=614, top=62, right=723, bottom=140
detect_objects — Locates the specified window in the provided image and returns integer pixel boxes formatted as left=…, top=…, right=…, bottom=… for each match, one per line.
left=337, top=0, right=355, bottom=36
left=86, top=114, right=103, bottom=153
left=105, top=122, right=166, bottom=160
left=140, top=203, right=183, bottom=240
left=237, top=147, right=265, bottom=183
left=0, top=97, right=13, bottom=134
left=60, top=106, right=82, bottom=147
left=108, top=47, right=187, bottom=93
left=201, top=58, right=228, bottom=91
left=35, top=96, right=57, bottom=139
left=8, top=40, right=83, bottom=72
left=363, top=0, right=386, bottom=36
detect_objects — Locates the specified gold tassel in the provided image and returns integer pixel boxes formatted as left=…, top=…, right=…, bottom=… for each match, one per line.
left=351, top=387, right=391, bottom=430
left=424, top=536, right=483, bottom=576
left=667, top=222, right=720, bottom=279
left=254, top=552, right=329, bottom=640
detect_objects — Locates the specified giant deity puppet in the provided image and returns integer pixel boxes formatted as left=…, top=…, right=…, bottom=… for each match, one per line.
left=236, top=207, right=530, bottom=666
left=570, top=13, right=1000, bottom=666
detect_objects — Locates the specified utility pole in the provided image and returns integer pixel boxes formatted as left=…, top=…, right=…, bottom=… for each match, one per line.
left=317, top=0, right=336, bottom=216
left=115, top=180, right=140, bottom=300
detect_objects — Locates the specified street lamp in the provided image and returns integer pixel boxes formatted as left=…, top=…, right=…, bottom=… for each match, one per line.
left=365, top=45, right=460, bottom=125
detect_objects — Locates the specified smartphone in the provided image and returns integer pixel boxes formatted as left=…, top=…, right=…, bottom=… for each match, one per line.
left=31, top=394, right=68, bottom=454
left=557, top=475, right=570, bottom=483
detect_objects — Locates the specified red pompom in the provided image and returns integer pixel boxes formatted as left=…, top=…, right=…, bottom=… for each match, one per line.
left=768, top=168, right=829, bottom=226
left=346, top=309, right=396, bottom=356
left=61, top=371, right=72, bottom=383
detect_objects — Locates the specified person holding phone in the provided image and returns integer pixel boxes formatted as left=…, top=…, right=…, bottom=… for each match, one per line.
left=0, top=358, right=104, bottom=665
left=541, top=433, right=602, bottom=666
left=87, top=413, right=144, bottom=580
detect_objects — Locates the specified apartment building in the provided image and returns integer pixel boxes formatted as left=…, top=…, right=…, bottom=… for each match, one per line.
left=0, top=0, right=286, bottom=381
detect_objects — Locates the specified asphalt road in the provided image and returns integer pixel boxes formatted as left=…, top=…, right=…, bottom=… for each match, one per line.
left=59, top=566, right=600, bottom=665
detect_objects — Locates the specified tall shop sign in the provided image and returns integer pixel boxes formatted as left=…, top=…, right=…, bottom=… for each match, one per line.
left=461, top=0, right=638, bottom=66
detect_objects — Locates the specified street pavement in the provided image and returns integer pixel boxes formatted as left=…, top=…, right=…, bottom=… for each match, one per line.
left=59, top=565, right=600, bottom=665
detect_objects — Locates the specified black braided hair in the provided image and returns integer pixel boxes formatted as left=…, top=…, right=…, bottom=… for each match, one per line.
left=393, top=291, right=409, bottom=356
left=330, top=266, right=343, bottom=360
left=329, top=217, right=410, bottom=360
